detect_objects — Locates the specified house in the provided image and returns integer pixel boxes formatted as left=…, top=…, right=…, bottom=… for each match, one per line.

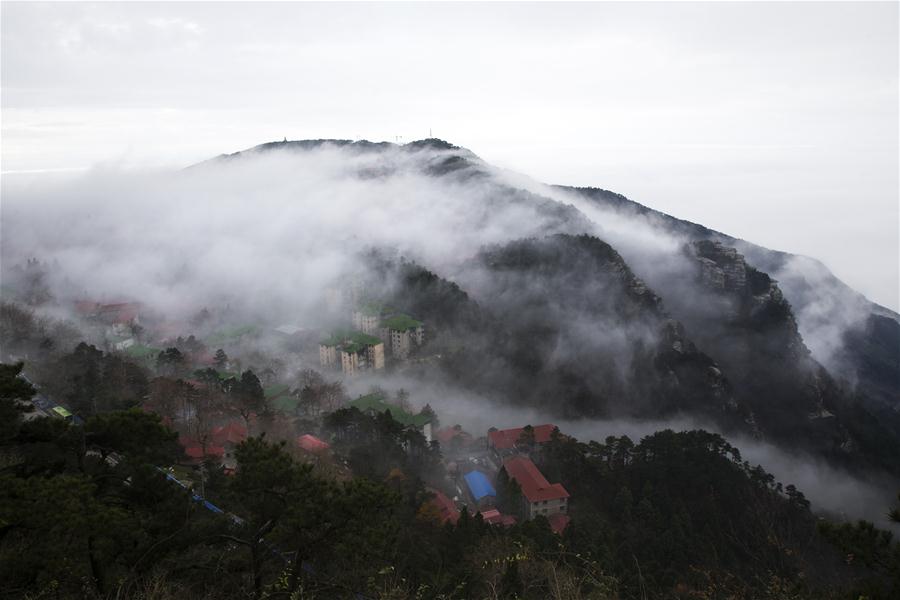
left=487, top=424, right=558, bottom=459
left=463, top=470, right=497, bottom=509
left=428, top=490, right=460, bottom=524
left=183, top=444, right=225, bottom=464
left=319, top=331, right=385, bottom=375
left=479, top=508, right=517, bottom=527
left=435, top=425, right=475, bottom=454
left=98, top=303, right=141, bottom=335
left=75, top=300, right=141, bottom=337
left=211, top=422, right=248, bottom=448
left=502, top=455, right=570, bottom=520
left=179, top=434, right=226, bottom=465
left=297, top=434, right=330, bottom=454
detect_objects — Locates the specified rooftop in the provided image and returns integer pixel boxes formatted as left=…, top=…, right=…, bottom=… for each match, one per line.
left=463, top=470, right=496, bottom=502
left=488, top=424, right=558, bottom=450
left=210, top=422, right=248, bottom=446
left=502, top=455, right=570, bottom=503
left=183, top=444, right=225, bottom=460
left=382, top=314, right=423, bottom=332
left=479, top=509, right=517, bottom=527
left=297, top=434, right=330, bottom=453
left=548, top=513, right=571, bottom=534
left=320, top=330, right=383, bottom=353
left=429, top=490, right=460, bottom=524
left=356, top=301, right=389, bottom=317
left=349, top=393, right=432, bottom=428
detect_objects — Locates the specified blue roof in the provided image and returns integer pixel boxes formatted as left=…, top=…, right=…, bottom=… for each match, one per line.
left=464, top=471, right=496, bottom=501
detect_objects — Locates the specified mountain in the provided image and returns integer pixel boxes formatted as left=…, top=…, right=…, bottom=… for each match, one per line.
left=189, top=137, right=899, bottom=476
left=3, top=136, right=899, bottom=599
left=4, top=137, right=897, bottom=476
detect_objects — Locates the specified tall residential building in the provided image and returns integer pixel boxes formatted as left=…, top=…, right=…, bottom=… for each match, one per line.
left=319, top=331, right=385, bottom=375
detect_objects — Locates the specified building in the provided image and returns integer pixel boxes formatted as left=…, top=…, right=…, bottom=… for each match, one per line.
left=210, top=422, right=248, bottom=469
left=349, top=393, right=434, bottom=442
left=319, top=331, right=385, bottom=375
left=435, top=425, right=475, bottom=454
left=428, top=490, right=460, bottom=524
left=76, top=300, right=142, bottom=339
left=463, top=470, right=497, bottom=509
left=352, top=302, right=385, bottom=335
left=502, top=455, right=569, bottom=520
left=487, top=424, right=558, bottom=459
left=350, top=303, right=425, bottom=360
left=297, top=434, right=330, bottom=454
left=479, top=509, right=517, bottom=527
left=211, top=422, right=248, bottom=448
left=319, top=343, right=337, bottom=367
left=380, top=314, right=424, bottom=360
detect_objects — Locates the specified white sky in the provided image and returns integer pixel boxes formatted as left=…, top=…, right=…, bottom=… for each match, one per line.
left=2, top=1, right=898, bottom=310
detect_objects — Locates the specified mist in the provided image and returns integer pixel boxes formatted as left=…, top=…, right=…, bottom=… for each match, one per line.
left=345, top=368, right=899, bottom=530
left=2, top=139, right=897, bottom=530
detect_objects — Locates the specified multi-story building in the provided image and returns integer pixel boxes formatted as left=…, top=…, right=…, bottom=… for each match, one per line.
left=352, top=303, right=384, bottom=335
left=319, top=331, right=385, bottom=376
left=380, top=314, right=425, bottom=359
left=502, top=455, right=570, bottom=520
left=350, top=304, right=425, bottom=360
left=319, top=343, right=338, bottom=367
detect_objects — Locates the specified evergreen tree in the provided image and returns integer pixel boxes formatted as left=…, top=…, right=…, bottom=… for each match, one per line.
left=213, top=348, right=228, bottom=369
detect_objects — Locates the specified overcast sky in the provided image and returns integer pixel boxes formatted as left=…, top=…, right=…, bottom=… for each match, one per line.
left=2, top=1, right=898, bottom=310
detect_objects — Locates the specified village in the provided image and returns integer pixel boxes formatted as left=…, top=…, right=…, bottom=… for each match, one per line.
left=21, top=285, right=572, bottom=535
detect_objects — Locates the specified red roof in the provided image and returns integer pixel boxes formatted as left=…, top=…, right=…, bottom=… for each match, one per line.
left=297, top=434, right=330, bottom=453
left=488, top=424, right=557, bottom=450
left=479, top=509, right=517, bottom=526
left=548, top=513, right=571, bottom=534
left=436, top=426, right=474, bottom=446
left=429, top=490, right=460, bottom=524
left=502, top=455, right=570, bottom=502
left=211, top=422, right=248, bottom=446
left=96, top=302, right=140, bottom=324
left=184, top=445, right=225, bottom=459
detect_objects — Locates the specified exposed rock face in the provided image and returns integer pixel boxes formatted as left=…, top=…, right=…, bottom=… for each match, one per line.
left=568, top=185, right=899, bottom=441
left=674, top=240, right=900, bottom=473
left=694, top=241, right=747, bottom=294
